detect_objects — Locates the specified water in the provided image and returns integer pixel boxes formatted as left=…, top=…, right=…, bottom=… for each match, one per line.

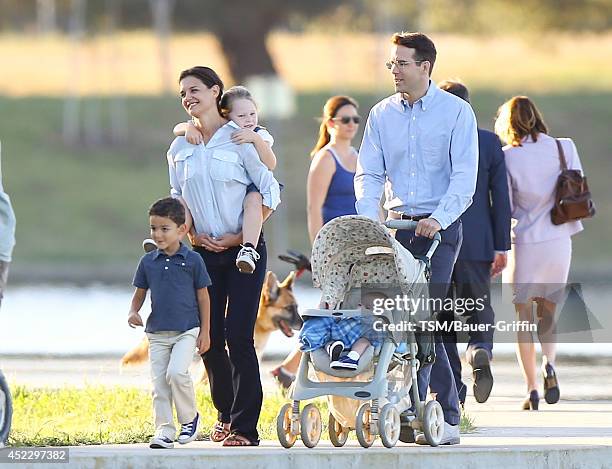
left=1, top=284, right=611, bottom=356
left=0, top=284, right=315, bottom=356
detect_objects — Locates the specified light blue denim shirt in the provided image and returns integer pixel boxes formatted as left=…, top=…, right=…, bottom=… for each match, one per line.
left=167, top=121, right=281, bottom=238
left=355, top=81, right=478, bottom=229
left=0, top=141, right=16, bottom=262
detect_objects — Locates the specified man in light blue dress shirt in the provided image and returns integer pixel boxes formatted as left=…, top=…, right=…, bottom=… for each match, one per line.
left=355, top=32, right=478, bottom=445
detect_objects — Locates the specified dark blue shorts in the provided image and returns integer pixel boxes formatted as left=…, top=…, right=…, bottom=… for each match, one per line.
left=298, top=316, right=386, bottom=352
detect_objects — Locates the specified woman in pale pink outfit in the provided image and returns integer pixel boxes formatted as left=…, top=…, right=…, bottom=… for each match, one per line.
left=495, top=96, right=584, bottom=410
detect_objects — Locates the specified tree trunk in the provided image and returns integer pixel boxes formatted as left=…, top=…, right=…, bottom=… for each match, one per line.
left=106, top=0, right=127, bottom=143
left=214, top=20, right=277, bottom=83
left=62, top=0, right=85, bottom=145
left=149, top=0, right=175, bottom=94
left=36, top=0, right=57, bottom=34
left=202, top=0, right=343, bottom=82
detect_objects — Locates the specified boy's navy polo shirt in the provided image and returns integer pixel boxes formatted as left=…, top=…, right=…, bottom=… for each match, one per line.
left=133, top=243, right=211, bottom=333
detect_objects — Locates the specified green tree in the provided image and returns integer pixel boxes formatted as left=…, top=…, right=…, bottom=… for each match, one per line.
left=422, top=0, right=612, bottom=34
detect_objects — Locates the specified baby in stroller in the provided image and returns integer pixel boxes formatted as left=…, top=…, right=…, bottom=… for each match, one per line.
left=277, top=215, right=444, bottom=449
left=298, top=290, right=386, bottom=371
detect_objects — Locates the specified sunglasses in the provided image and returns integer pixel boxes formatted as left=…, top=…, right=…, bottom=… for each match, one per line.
left=332, top=116, right=361, bottom=125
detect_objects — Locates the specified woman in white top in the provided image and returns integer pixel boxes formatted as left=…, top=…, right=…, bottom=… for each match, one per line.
left=495, top=96, right=584, bottom=410
left=168, top=66, right=280, bottom=446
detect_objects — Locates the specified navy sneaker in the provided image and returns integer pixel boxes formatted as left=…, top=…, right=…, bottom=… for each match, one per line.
left=330, top=354, right=359, bottom=370
left=326, top=340, right=344, bottom=362
left=150, top=436, right=174, bottom=449
left=177, top=412, right=199, bottom=444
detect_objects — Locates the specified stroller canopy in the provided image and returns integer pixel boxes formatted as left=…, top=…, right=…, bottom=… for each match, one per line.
left=311, top=216, right=425, bottom=309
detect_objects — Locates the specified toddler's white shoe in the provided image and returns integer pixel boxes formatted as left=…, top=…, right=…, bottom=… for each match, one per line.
left=236, top=245, right=260, bottom=274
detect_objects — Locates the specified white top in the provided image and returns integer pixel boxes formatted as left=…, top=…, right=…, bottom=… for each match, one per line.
left=503, top=133, right=583, bottom=244
left=253, top=126, right=274, bottom=146
left=167, top=121, right=281, bottom=238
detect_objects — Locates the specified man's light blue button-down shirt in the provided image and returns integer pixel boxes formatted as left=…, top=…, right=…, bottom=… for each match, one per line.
left=355, top=81, right=478, bottom=229
left=167, top=121, right=281, bottom=238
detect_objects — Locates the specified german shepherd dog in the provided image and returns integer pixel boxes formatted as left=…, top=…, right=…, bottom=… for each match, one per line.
left=120, top=270, right=303, bottom=372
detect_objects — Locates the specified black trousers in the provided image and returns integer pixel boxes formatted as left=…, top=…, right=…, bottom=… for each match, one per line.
left=442, top=259, right=495, bottom=404
left=395, top=220, right=463, bottom=426
left=195, top=236, right=266, bottom=441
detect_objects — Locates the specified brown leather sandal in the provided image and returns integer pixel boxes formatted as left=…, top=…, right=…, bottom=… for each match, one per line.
left=210, top=422, right=230, bottom=442
left=222, top=432, right=260, bottom=447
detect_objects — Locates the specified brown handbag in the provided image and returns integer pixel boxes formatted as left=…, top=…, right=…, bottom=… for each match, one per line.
left=551, top=139, right=596, bottom=225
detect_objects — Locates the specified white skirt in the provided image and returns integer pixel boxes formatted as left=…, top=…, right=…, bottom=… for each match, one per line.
left=503, top=237, right=572, bottom=304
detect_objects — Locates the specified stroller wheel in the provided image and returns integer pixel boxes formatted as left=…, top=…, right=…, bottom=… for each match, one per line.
left=355, top=403, right=376, bottom=448
left=276, top=403, right=297, bottom=448
left=328, top=412, right=349, bottom=447
left=422, top=400, right=444, bottom=447
left=300, top=404, right=322, bottom=448
left=379, top=404, right=401, bottom=448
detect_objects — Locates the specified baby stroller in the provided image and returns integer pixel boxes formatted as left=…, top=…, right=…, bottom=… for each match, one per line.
left=276, top=215, right=444, bottom=448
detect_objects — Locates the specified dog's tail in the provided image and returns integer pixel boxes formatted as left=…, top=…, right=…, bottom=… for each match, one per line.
left=121, top=336, right=149, bottom=366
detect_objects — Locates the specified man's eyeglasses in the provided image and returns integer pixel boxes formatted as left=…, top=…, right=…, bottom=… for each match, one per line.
left=385, top=59, right=424, bottom=70
left=332, top=116, right=361, bottom=125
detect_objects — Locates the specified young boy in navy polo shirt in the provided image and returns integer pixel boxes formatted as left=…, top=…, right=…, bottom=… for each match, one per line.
left=128, top=197, right=211, bottom=449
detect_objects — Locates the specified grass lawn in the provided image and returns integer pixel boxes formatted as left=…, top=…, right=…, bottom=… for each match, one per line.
left=8, top=384, right=475, bottom=446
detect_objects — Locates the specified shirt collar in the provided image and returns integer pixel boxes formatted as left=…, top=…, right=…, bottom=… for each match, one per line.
left=400, top=80, right=437, bottom=111
left=153, top=242, right=189, bottom=259
left=420, top=80, right=437, bottom=111
left=203, top=120, right=235, bottom=148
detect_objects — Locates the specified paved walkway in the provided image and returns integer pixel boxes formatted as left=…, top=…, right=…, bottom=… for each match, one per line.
left=3, top=355, right=612, bottom=468
left=12, top=398, right=612, bottom=469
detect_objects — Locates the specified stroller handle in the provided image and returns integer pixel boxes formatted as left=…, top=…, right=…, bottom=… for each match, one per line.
left=383, top=219, right=442, bottom=261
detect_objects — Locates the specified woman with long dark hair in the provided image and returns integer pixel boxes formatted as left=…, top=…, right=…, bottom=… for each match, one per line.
left=271, top=96, right=360, bottom=387
left=167, top=66, right=280, bottom=445
left=307, top=95, right=360, bottom=242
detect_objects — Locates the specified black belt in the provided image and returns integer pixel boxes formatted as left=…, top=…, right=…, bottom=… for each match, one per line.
left=399, top=213, right=431, bottom=221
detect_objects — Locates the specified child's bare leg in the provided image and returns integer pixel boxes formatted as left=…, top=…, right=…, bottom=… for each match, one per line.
left=236, top=192, right=264, bottom=274
left=331, top=337, right=371, bottom=370
left=350, top=338, right=371, bottom=355
left=242, top=192, right=263, bottom=246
